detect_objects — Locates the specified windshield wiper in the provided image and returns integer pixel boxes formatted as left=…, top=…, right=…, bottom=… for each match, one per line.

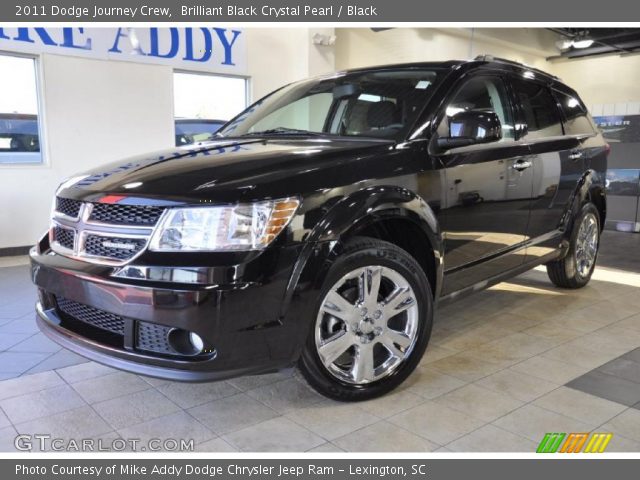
left=240, top=127, right=326, bottom=137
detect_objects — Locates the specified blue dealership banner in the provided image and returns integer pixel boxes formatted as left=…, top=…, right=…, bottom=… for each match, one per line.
left=0, top=27, right=247, bottom=75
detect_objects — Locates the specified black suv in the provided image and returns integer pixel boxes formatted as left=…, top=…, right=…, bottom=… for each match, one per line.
left=31, top=56, right=607, bottom=400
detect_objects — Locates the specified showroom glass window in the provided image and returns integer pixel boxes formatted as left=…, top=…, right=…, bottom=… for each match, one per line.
left=173, top=72, right=247, bottom=146
left=554, top=90, right=596, bottom=136
left=0, top=54, right=42, bottom=164
left=219, top=69, right=443, bottom=141
left=440, top=76, right=515, bottom=141
left=512, top=79, right=563, bottom=140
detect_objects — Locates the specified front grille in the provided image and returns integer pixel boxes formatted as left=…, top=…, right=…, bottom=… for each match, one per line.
left=56, top=197, right=82, bottom=218
left=84, top=234, right=146, bottom=261
left=53, top=226, right=75, bottom=250
left=89, top=203, right=165, bottom=226
left=137, top=321, right=175, bottom=355
left=56, top=297, right=125, bottom=335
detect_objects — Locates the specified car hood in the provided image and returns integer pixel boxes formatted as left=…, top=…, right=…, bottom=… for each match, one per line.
left=62, top=137, right=395, bottom=204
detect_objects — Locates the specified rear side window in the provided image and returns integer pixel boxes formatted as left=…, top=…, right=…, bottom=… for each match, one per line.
left=554, top=90, right=595, bottom=136
left=512, top=79, right=563, bottom=140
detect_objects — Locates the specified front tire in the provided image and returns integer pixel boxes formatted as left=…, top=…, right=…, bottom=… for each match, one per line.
left=298, top=237, right=433, bottom=401
left=546, top=203, right=601, bottom=289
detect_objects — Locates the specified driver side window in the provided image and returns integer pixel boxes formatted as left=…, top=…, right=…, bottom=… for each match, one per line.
left=439, top=76, right=515, bottom=142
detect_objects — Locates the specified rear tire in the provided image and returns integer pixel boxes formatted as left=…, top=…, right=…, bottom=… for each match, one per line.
left=298, top=237, right=433, bottom=402
left=546, top=203, right=600, bottom=289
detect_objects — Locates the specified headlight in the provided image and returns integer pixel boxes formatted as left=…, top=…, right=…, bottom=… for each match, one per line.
left=148, top=198, right=299, bottom=252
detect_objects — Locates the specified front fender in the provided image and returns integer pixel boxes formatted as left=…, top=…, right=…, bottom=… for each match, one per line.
left=278, top=186, right=443, bottom=361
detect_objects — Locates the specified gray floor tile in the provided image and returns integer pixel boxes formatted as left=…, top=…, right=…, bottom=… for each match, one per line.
left=0, top=426, right=18, bottom=452
left=285, top=401, right=379, bottom=441
left=193, top=437, right=238, bottom=452
left=0, top=352, right=52, bottom=374
left=92, top=389, right=181, bottom=430
left=25, top=349, right=88, bottom=375
left=117, top=411, right=216, bottom=448
left=8, top=333, right=61, bottom=353
left=0, top=371, right=65, bottom=401
left=226, top=369, right=295, bottom=392
left=56, top=361, right=118, bottom=384
left=307, top=442, right=345, bottom=453
left=622, top=348, right=640, bottom=364
left=0, top=385, right=86, bottom=424
left=154, top=380, right=240, bottom=409
left=0, top=333, right=31, bottom=351
left=14, top=405, right=112, bottom=438
left=72, top=372, right=151, bottom=404
left=188, top=393, right=278, bottom=435
left=433, top=384, right=524, bottom=422
left=389, top=401, right=486, bottom=445
left=567, top=371, right=640, bottom=407
left=0, top=317, right=39, bottom=335
left=597, top=358, right=640, bottom=385
left=600, top=409, right=640, bottom=443
left=223, top=417, right=324, bottom=452
left=493, top=404, right=594, bottom=442
left=533, top=386, right=627, bottom=425
left=245, top=378, right=324, bottom=414
left=0, top=408, right=9, bottom=428
left=333, top=421, right=438, bottom=452
left=446, top=424, right=538, bottom=452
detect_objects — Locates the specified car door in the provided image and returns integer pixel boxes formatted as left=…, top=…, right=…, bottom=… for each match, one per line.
left=509, top=77, right=585, bottom=263
left=431, top=74, right=534, bottom=296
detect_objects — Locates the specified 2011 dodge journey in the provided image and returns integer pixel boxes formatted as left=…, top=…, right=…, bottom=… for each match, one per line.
left=31, top=56, right=608, bottom=400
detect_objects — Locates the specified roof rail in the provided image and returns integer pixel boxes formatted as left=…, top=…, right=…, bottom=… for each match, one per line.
left=473, top=54, right=560, bottom=80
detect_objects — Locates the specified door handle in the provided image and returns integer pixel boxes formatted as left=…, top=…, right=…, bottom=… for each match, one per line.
left=513, top=159, right=532, bottom=171
left=568, top=150, right=583, bottom=161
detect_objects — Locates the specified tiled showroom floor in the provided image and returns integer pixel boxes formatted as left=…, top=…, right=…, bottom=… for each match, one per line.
left=0, top=231, right=640, bottom=452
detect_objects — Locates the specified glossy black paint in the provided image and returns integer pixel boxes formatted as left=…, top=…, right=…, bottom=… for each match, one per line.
left=31, top=58, right=608, bottom=381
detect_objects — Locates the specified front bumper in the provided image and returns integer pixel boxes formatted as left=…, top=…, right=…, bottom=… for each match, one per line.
left=30, top=239, right=307, bottom=382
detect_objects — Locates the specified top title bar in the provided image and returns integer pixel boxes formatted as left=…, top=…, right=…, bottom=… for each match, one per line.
left=2, top=0, right=640, bottom=22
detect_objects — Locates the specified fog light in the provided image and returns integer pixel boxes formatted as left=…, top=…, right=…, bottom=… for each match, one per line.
left=189, top=332, right=204, bottom=351
left=167, top=328, right=204, bottom=356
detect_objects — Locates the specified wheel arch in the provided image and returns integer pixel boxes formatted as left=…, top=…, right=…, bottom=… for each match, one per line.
left=282, top=186, right=443, bottom=322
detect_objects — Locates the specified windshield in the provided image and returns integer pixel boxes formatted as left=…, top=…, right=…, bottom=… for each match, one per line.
left=219, top=69, right=443, bottom=141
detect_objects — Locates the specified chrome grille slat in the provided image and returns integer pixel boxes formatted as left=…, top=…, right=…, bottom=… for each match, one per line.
left=50, top=198, right=165, bottom=266
left=89, top=203, right=165, bottom=226
left=52, top=226, right=75, bottom=251
left=55, top=197, right=82, bottom=219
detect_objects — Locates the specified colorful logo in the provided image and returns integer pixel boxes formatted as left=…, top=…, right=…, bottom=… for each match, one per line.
left=536, top=432, right=613, bottom=453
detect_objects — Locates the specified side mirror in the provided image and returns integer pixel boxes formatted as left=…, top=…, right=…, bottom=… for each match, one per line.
left=437, top=110, right=502, bottom=150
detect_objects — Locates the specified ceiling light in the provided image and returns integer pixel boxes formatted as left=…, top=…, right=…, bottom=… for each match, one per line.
left=572, top=38, right=594, bottom=49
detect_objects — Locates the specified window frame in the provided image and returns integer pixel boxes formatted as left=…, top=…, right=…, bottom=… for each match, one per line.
left=507, top=75, right=565, bottom=142
left=433, top=71, right=518, bottom=151
left=551, top=87, right=597, bottom=138
left=172, top=68, right=249, bottom=146
left=0, top=51, right=47, bottom=168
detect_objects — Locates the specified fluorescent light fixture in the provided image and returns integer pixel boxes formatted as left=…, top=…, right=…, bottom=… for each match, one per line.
left=572, top=38, right=594, bottom=49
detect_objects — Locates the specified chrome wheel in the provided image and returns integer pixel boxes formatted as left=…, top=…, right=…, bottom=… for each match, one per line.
left=575, top=212, right=599, bottom=277
left=314, top=266, right=420, bottom=385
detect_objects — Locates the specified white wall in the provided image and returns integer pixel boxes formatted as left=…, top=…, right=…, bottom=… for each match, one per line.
left=334, top=28, right=557, bottom=71
left=547, top=55, right=640, bottom=108
left=246, top=28, right=335, bottom=100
